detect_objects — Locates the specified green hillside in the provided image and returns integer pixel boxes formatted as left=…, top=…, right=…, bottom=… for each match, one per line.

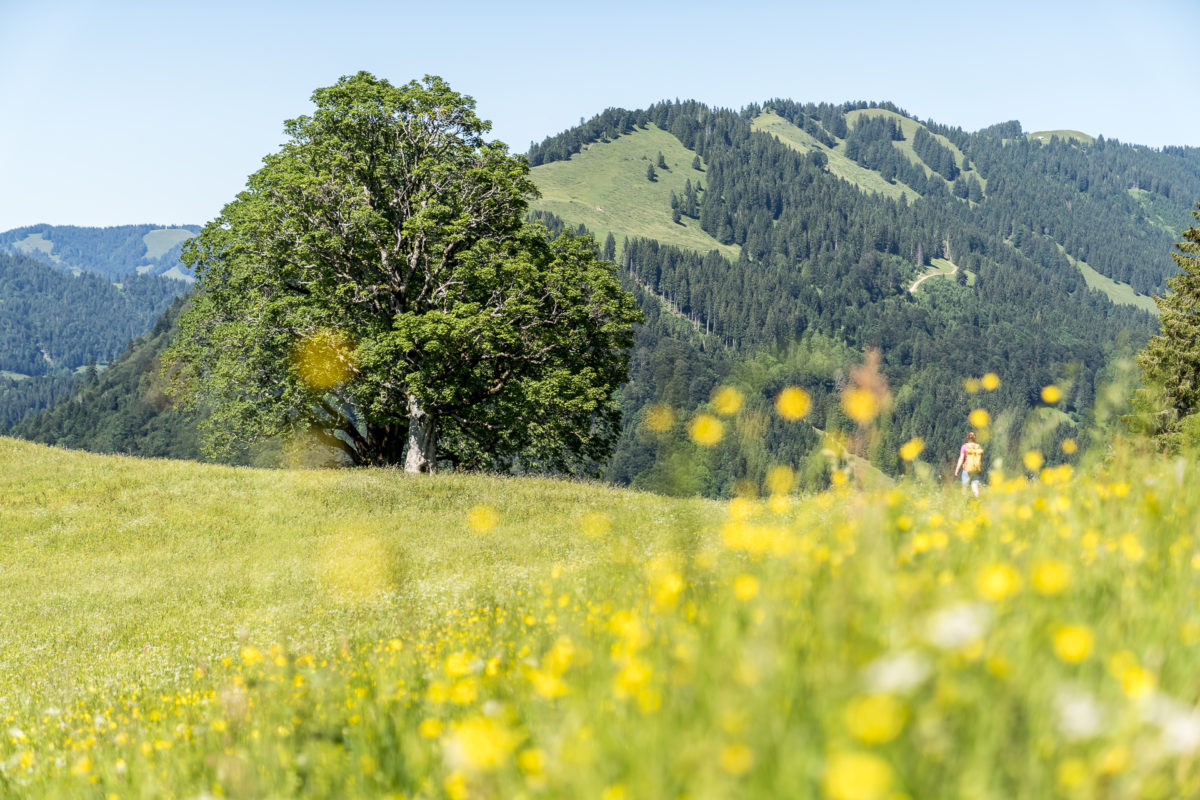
left=753, top=110, right=916, bottom=200
left=0, top=224, right=198, bottom=280
left=7, top=435, right=1200, bottom=797
left=1029, top=129, right=1096, bottom=145
left=530, top=125, right=739, bottom=259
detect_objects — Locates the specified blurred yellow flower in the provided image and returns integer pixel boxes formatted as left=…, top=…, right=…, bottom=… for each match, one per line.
left=733, top=574, right=760, bottom=602
left=766, top=464, right=796, bottom=496
left=689, top=414, right=724, bottom=447
left=1119, top=534, right=1145, bottom=562
left=445, top=717, right=519, bottom=772
left=899, top=438, right=924, bottom=462
left=293, top=328, right=355, bottom=391
left=1061, top=438, right=1078, bottom=455
left=1032, top=560, right=1070, bottom=595
left=581, top=511, right=611, bottom=538
left=1053, top=625, right=1093, bottom=664
left=963, top=377, right=982, bottom=394
left=977, top=563, right=1020, bottom=601
left=822, top=751, right=894, bottom=800
left=418, top=719, right=443, bottom=739
left=1023, top=451, right=1044, bottom=472
left=1119, top=666, right=1155, bottom=699
left=842, top=388, right=880, bottom=424
left=720, top=743, right=755, bottom=776
left=1042, top=385, right=1063, bottom=404
left=467, top=505, right=499, bottom=533
left=1056, top=758, right=1088, bottom=791
left=981, top=372, right=1001, bottom=391
left=644, top=404, right=675, bottom=432
left=712, top=386, right=745, bottom=416
left=775, top=386, right=812, bottom=421
left=843, top=694, right=906, bottom=744
left=969, top=409, right=990, bottom=428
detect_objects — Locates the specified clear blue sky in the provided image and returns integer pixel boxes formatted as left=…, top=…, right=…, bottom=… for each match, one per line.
left=1, top=0, right=1196, bottom=232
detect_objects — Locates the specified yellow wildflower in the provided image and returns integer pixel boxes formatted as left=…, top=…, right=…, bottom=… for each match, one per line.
left=712, top=385, right=745, bottom=416
left=842, top=388, right=880, bottom=424
left=981, top=372, right=1001, bottom=390
left=689, top=413, right=724, bottom=446
left=822, top=751, right=894, bottom=800
left=776, top=386, right=812, bottom=421
left=1053, top=625, right=1093, bottom=664
left=843, top=694, right=906, bottom=744
left=968, top=408, right=990, bottom=428
left=644, top=404, right=675, bottom=432
left=899, top=438, right=924, bottom=461
left=977, top=563, right=1020, bottom=601
left=1041, top=385, right=1063, bottom=404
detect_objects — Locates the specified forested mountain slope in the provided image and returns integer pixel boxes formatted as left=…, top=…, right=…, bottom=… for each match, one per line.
left=0, top=224, right=198, bottom=281
left=527, top=100, right=1199, bottom=494
left=0, top=249, right=188, bottom=428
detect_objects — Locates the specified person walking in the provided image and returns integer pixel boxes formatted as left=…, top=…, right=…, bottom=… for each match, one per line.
left=955, top=431, right=984, bottom=496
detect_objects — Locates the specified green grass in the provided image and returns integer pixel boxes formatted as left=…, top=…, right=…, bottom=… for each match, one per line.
left=1029, top=130, right=1096, bottom=145
left=844, top=109, right=987, bottom=195
left=0, top=370, right=30, bottom=381
left=142, top=228, right=196, bottom=261
left=11, top=233, right=61, bottom=263
left=753, top=111, right=917, bottom=201
left=530, top=125, right=738, bottom=259
left=9, top=430, right=1200, bottom=798
left=1057, top=244, right=1158, bottom=314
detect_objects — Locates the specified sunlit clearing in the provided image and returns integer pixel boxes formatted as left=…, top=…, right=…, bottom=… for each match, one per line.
left=644, top=404, right=675, bottom=432
left=981, top=372, right=1001, bottom=391
left=1041, top=385, right=1063, bottom=404
left=899, top=438, right=924, bottom=462
left=842, top=388, right=880, bottom=424
left=467, top=504, right=499, bottom=533
left=317, top=532, right=394, bottom=606
left=968, top=408, right=991, bottom=428
left=774, top=386, right=811, bottom=421
left=689, top=413, right=724, bottom=447
left=293, top=328, right=355, bottom=391
left=711, top=386, right=744, bottom=417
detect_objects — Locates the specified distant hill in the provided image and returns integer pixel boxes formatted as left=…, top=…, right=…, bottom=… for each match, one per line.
left=0, top=248, right=187, bottom=430
left=0, top=223, right=199, bottom=281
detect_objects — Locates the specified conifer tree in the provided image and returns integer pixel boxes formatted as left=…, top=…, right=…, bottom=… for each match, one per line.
left=1134, top=204, right=1200, bottom=448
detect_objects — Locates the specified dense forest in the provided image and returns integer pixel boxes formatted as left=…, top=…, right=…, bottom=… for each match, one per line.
left=0, top=224, right=198, bottom=280
left=12, top=97, right=1200, bottom=497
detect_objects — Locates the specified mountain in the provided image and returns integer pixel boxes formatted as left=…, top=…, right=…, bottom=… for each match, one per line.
left=14, top=99, right=1200, bottom=495
left=524, top=99, right=1200, bottom=493
left=0, top=223, right=199, bottom=281
left=0, top=248, right=189, bottom=428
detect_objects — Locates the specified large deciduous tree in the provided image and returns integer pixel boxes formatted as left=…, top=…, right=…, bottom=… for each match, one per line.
left=1133, top=203, right=1200, bottom=449
left=163, top=72, right=641, bottom=473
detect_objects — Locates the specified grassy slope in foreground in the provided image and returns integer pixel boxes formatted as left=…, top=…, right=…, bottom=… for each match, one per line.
left=529, top=124, right=739, bottom=259
left=9, top=437, right=1200, bottom=797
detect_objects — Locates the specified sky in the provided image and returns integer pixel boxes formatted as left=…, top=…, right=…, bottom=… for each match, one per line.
left=1, top=0, right=1196, bottom=232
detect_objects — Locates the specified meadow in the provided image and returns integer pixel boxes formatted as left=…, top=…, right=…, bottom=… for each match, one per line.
left=2, top=393, right=1200, bottom=798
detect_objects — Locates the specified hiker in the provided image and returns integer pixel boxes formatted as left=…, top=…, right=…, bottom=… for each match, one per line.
left=955, top=431, right=984, bottom=496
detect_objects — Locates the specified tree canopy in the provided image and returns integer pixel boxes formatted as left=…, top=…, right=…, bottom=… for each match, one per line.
left=163, top=72, right=641, bottom=473
left=1134, top=203, right=1200, bottom=448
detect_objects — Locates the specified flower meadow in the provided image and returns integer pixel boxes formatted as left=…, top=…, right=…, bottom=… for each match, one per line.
left=3, top=395, right=1200, bottom=797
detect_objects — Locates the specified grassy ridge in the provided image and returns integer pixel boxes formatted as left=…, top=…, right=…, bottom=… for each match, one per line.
left=753, top=111, right=916, bottom=201
left=7, top=432, right=1200, bottom=797
left=529, top=125, right=739, bottom=259
left=1056, top=244, right=1159, bottom=314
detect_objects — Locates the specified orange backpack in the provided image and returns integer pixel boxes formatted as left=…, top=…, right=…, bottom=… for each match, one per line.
left=963, top=442, right=983, bottom=473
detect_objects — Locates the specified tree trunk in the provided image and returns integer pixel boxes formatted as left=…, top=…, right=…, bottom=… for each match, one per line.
left=404, top=393, right=437, bottom=473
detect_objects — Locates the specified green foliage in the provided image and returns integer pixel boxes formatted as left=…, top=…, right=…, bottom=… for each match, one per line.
left=1133, top=204, right=1200, bottom=449
left=164, top=73, right=640, bottom=474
